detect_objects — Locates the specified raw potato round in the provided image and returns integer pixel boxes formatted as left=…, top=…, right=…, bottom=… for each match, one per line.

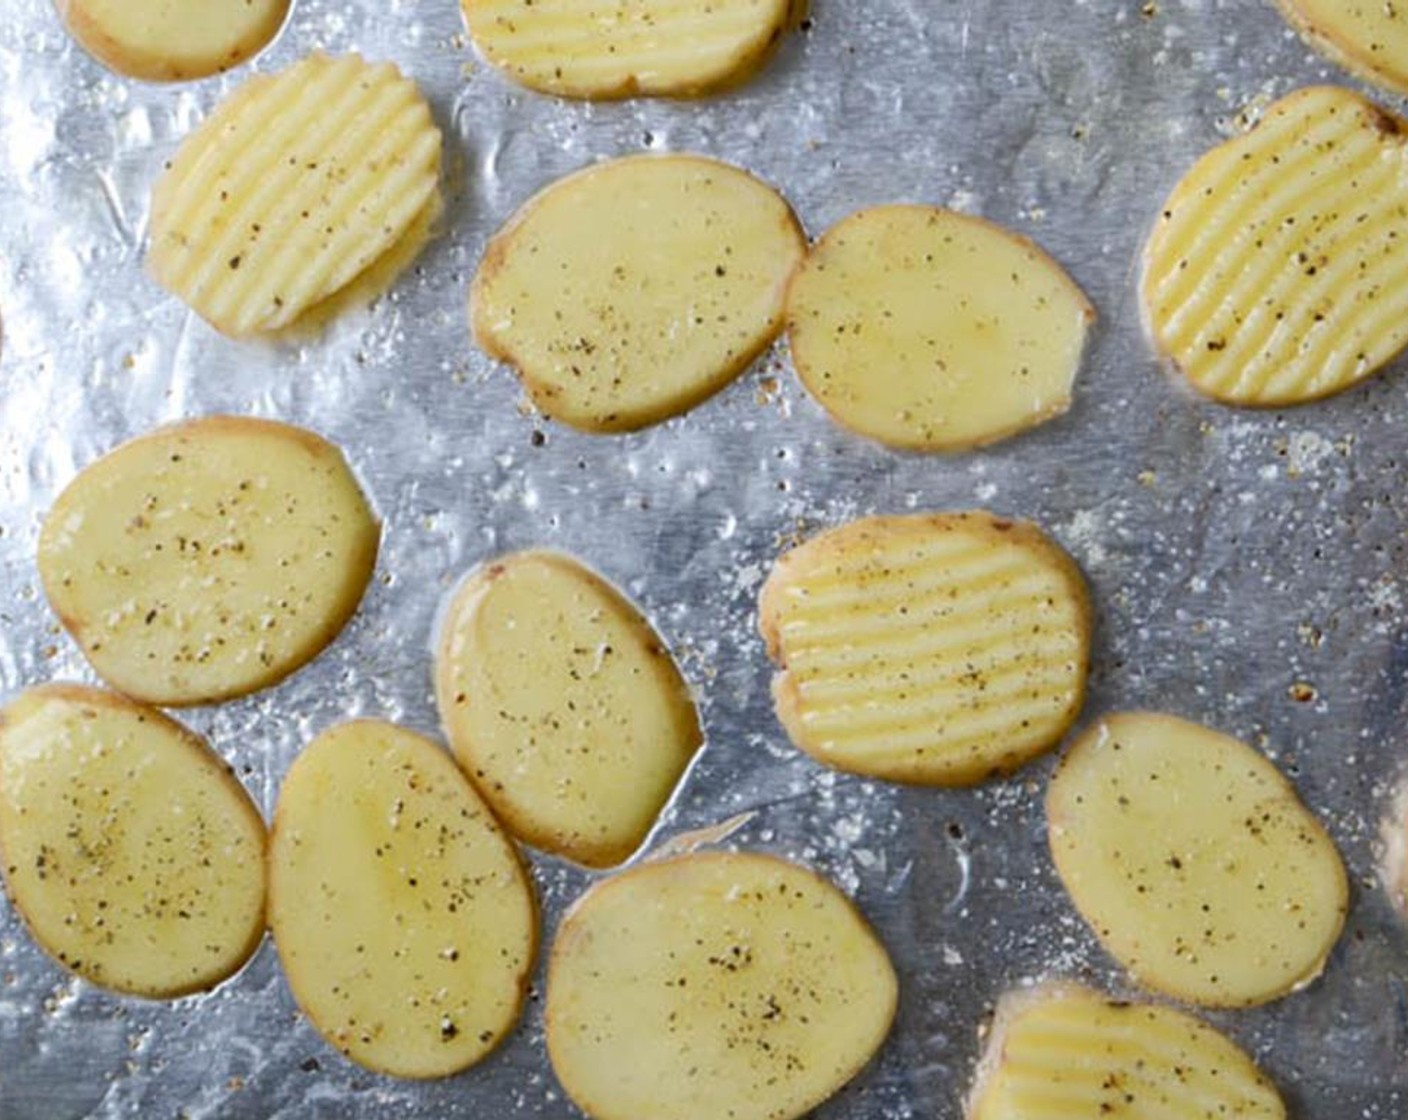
left=546, top=850, right=897, bottom=1120
left=1047, top=712, right=1349, bottom=1008
left=0, top=684, right=266, bottom=998
left=967, top=984, right=1286, bottom=1120
left=461, top=0, right=795, bottom=99
left=268, top=720, right=537, bottom=1079
left=1276, top=1, right=1408, bottom=97
left=57, top=0, right=288, bottom=82
left=471, top=153, right=806, bottom=433
left=38, top=416, right=379, bottom=707
left=1143, top=85, right=1408, bottom=406
left=785, top=205, right=1094, bottom=452
left=148, top=51, right=442, bottom=337
left=759, top=511, right=1091, bottom=786
left=435, top=550, right=702, bottom=869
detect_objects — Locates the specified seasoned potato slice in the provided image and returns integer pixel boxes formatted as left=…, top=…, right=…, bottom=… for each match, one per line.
left=0, top=684, right=266, bottom=998
left=1143, top=85, right=1408, bottom=406
left=472, top=154, right=805, bottom=433
left=462, top=0, right=794, bottom=99
left=38, top=416, right=379, bottom=707
left=1276, top=1, right=1408, bottom=97
left=968, top=984, right=1286, bottom=1120
left=57, top=0, right=288, bottom=82
left=547, top=850, right=896, bottom=1120
left=435, top=550, right=702, bottom=868
left=759, top=511, right=1091, bottom=786
left=148, top=52, right=442, bottom=337
left=268, top=720, right=537, bottom=1079
left=785, top=206, right=1094, bottom=452
left=1048, top=712, right=1348, bottom=1008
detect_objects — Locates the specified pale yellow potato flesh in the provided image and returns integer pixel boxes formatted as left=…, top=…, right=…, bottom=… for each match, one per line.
left=268, top=720, right=537, bottom=1079
left=1047, top=712, right=1348, bottom=1008
left=57, top=0, right=288, bottom=82
left=1277, top=1, right=1408, bottom=97
left=148, top=52, right=442, bottom=337
left=435, top=550, right=702, bottom=869
left=38, top=416, right=379, bottom=707
left=471, top=153, right=805, bottom=433
left=462, top=0, right=794, bottom=99
left=0, top=684, right=266, bottom=998
left=1143, top=85, right=1408, bottom=406
left=759, top=512, right=1091, bottom=786
left=967, top=984, right=1286, bottom=1120
left=785, top=205, right=1094, bottom=452
left=546, top=850, right=897, bottom=1120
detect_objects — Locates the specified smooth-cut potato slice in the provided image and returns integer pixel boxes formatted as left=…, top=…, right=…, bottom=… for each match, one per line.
left=472, top=153, right=805, bottom=433
left=1047, top=712, right=1348, bottom=1008
left=462, top=0, right=794, bottom=100
left=1379, top=780, right=1408, bottom=919
left=967, top=984, right=1286, bottom=1120
left=268, top=720, right=537, bottom=1079
left=38, top=416, right=379, bottom=707
left=547, top=850, right=896, bottom=1120
left=435, top=550, right=702, bottom=869
left=57, top=0, right=288, bottom=82
left=1143, top=85, right=1408, bottom=406
left=759, top=511, right=1091, bottom=786
left=148, top=52, right=442, bottom=337
left=785, top=205, right=1094, bottom=452
left=0, top=684, right=266, bottom=998
left=1276, top=1, right=1408, bottom=98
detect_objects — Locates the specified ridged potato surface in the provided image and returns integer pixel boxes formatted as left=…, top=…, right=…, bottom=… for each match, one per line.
left=1277, top=1, right=1408, bottom=97
left=759, top=512, right=1091, bottom=786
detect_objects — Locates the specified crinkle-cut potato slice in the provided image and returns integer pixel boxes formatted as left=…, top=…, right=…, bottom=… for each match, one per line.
left=148, top=51, right=442, bottom=337
left=967, top=984, right=1286, bottom=1120
left=759, top=511, right=1091, bottom=786
left=472, top=153, right=805, bottom=433
left=1047, top=712, right=1349, bottom=1009
left=435, top=550, right=702, bottom=869
left=785, top=205, right=1094, bottom=452
left=1277, top=1, right=1408, bottom=98
left=37, top=416, right=379, bottom=707
left=462, top=0, right=795, bottom=100
left=57, top=0, right=288, bottom=82
left=268, top=720, right=537, bottom=1079
left=0, top=684, right=266, bottom=998
left=1143, top=85, right=1408, bottom=406
left=546, top=850, right=896, bottom=1120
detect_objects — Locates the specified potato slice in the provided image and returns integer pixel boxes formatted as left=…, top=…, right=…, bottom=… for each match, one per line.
left=1047, top=712, right=1348, bottom=1008
left=546, top=850, right=896, bottom=1120
left=967, top=984, right=1286, bottom=1120
left=268, top=720, right=537, bottom=1079
left=1276, top=1, right=1408, bottom=98
left=57, top=0, right=288, bottom=82
left=785, top=205, right=1094, bottom=452
left=461, top=0, right=794, bottom=99
left=435, top=550, right=702, bottom=869
left=759, top=511, right=1091, bottom=786
left=471, top=153, right=805, bottom=433
left=148, top=51, right=442, bottom=337
left=1143, top=85, right=1408, bottom=406
left=0, top=684, right=266, bottom=998
left=38, top=416, right=379, bottom=707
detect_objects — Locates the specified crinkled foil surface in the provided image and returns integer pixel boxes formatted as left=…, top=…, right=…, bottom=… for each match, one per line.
left=2, top=0, right=1408, bottom=1116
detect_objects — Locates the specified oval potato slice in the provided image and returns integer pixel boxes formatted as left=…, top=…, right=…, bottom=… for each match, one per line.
left=0, top=684, right=266, bottom=998
left=759, top=511, right=1091, bottom=786
left=1276, top=1, right=1408, bottom=98
left=435, top=550, right=702, bottom=869
left=471, top=153, right=806, bottom=433
left=1143, top=85, right=1408, bottom=406
left=785, top=205, right=1094, bottom=452
left=967, top=984, right=1286, bottom=1120
left=546, top=850, right=897, bottom=1120
left=148, top=52, right=442, bottom=337
left=38, top=416, right=379, bottom=707
left=1047, top=712, right=1348, bottom=1008
left=268, top=720, right=537, bottom=1079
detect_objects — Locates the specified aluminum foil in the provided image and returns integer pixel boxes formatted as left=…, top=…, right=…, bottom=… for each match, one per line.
left=2, top=0, right=1408, bottom=1116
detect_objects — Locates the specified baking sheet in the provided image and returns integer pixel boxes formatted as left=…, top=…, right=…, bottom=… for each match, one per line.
left=2, top=0, right=1408, bottom=1116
